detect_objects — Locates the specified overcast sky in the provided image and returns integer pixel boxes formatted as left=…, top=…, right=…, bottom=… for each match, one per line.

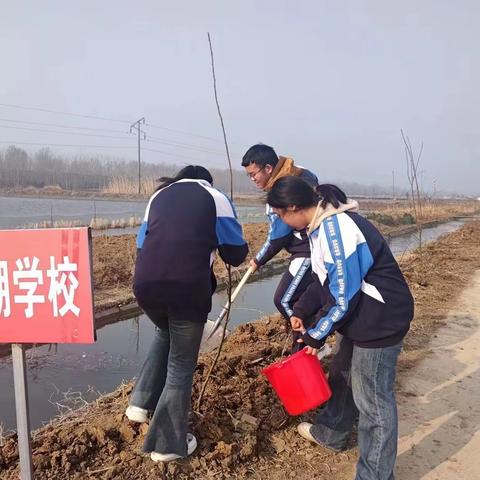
left=1, top=1, right=479, bottom=195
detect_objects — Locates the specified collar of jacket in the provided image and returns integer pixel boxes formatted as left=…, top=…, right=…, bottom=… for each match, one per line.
left=307, top=199, right=360, bottom=235
left=264, top=156, right=303, bottom=191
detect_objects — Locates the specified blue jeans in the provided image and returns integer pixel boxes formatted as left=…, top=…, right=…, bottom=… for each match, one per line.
left=310, top=336, right=402, bottom=480
left=129, top=306, right=205, bottom=456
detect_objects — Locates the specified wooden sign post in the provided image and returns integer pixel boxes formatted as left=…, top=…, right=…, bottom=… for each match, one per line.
left=12, top=344, right=34, bottom=479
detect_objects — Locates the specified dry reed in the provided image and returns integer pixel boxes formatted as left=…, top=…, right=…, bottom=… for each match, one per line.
left=101, top=176, right=157, bottom=196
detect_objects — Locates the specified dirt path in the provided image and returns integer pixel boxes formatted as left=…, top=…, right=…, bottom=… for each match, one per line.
left=396, top=270, right=480, bottom=479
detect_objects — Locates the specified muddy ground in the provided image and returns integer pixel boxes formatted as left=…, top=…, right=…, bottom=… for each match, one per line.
left=1, top=220, right=479, bottom=479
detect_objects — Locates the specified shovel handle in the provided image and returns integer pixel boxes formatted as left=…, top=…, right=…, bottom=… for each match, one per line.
left=229, top=265, right=254, bottom=303
left=207, top=265, right=254, bottom=339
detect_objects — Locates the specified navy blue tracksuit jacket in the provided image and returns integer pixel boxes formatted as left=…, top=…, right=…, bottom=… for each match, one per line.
left=133, top=179, right=248, bottom=318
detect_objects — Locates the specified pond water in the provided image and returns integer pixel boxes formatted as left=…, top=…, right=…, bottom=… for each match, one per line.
left=387, top=219, right=468, bottom=256
left=0, top=218, right=472, bottom=431
left=0, top=196, right=264, bottom=230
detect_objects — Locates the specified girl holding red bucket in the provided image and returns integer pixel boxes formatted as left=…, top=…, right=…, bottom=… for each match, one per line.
left=266, top=177, right=414, bottom=480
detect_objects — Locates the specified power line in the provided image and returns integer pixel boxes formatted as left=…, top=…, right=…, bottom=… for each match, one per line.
left=0, top=118, right=131, bottom=135
left=145, top=122, right=226, bottom=143
left=146, top=134, right=225, bottom=150
left=0, top=124, right=135, bottom=141
left=0, top=117, right=236, bottom=155
left=145, top=137, right=231, bottom=156
left=142, top=147, right=226, bottom=167
left=0, top=102, right=132, bottom=124
left=0, top=102, right=242, bottom=148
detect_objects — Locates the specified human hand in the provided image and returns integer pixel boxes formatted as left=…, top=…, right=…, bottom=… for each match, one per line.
left=296, top=336, right=321, bottom=356
left=249, top=259, right=259, bottom=273
left=290, top=316, right=305, bottom=332
left=304, top=346, right=319, bottom=355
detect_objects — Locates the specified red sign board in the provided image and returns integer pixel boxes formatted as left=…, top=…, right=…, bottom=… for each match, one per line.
left=0, top=228, right=95, bottom=344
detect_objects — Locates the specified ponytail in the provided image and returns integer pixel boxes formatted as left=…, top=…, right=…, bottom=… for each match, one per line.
left=315, top=184, right=347, bottom=209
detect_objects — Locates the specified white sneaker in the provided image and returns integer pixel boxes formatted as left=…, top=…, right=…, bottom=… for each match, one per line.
left=125, top=405, right=148, bottom=423
left=297, top=422, right=318, bottom=444
left=150, top=433, right=197, bottom=463
left=297, top=422, right=341, bottom=452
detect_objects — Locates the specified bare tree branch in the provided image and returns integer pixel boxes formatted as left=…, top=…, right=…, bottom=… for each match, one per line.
left=207, top=32, right=233, bottom=200
left=401, top=129, right=424, bottom=249
left=196, top=32, right=235, bottom=411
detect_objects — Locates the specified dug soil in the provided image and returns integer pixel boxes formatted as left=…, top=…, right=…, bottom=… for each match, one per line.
left=1, top=221, right=479, bottom=479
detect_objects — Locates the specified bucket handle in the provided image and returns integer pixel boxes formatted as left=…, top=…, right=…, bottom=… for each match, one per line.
left=278, top=348, right=307, bottom=368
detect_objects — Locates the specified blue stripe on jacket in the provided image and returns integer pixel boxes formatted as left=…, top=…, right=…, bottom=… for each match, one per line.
left=216, top=216, right=246, bottom=246
left=136, top=221, right=148, bottom=249
left=308, top=214, right=374, bottom=341
left=255, top=210, right=292, bottom=262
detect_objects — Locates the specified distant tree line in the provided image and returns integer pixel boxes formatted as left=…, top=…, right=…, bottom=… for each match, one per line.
left=0, top=145, right=257, bottom=194
left=0, top=145, right=411, bottom=197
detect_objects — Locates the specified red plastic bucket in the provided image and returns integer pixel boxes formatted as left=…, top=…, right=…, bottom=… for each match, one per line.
left=262, top=349, right=332, bottom=415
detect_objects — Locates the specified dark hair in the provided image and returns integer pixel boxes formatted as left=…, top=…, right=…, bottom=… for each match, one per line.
left=315, top=184, right=348, bottom=208
left=156, top=165, right=213, bottom=191
left=241, top=143, right=279, bottom=168
left=267, top=177, right=348, bottom=210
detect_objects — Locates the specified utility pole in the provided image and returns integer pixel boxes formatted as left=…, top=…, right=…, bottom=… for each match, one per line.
left=130, top=117, right=146, bottom=195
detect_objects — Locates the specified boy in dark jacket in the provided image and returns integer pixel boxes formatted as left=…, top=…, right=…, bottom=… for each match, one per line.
left=242, top=144, right=318, bottom=350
